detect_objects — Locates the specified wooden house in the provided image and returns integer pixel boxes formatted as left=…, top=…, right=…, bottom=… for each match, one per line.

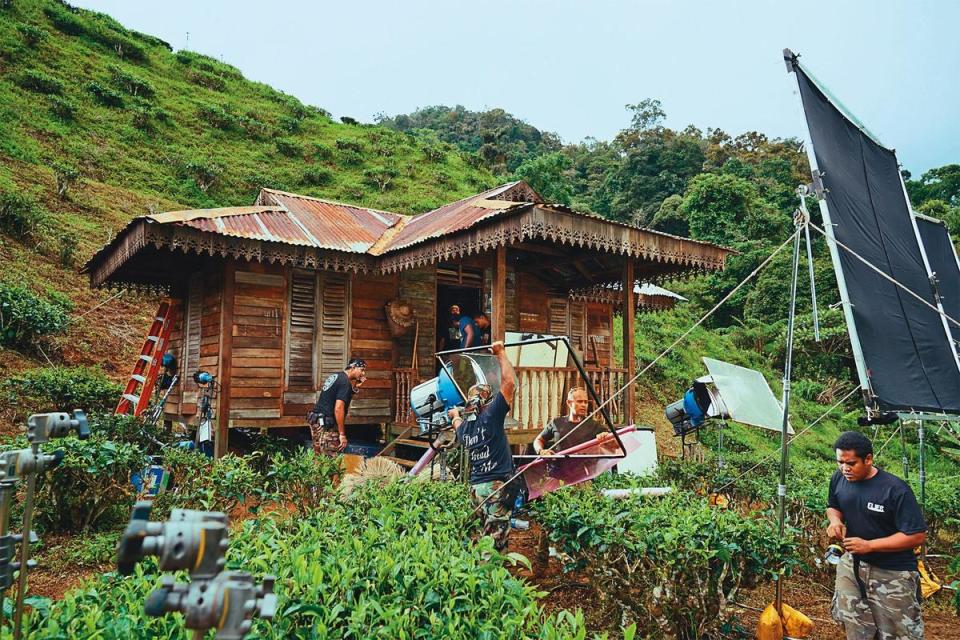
left=84, top=181, right=731, bottom=456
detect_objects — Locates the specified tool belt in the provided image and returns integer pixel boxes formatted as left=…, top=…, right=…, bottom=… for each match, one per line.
left=306, top=411, right=323, bottom=427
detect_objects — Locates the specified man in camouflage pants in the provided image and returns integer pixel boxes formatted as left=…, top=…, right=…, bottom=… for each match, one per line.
left=827, top=431, right=926, bottom=639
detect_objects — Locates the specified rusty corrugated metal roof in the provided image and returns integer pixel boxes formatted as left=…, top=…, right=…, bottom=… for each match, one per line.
left=378, top=182, right=532, bottom=254
left=257, top=188, right=402, bottom=253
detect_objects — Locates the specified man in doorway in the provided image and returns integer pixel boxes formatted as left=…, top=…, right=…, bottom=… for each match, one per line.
left=827, top=431, right=926, bottom=639
left=533, top=387, right=612, bottom=456
left=450, top=304, right=480, bottom=349
left=447, top=341, right=517, bottom=550
left=308, top=358, right=367, bottom=456
left=473, top=313, right=491, bottom=346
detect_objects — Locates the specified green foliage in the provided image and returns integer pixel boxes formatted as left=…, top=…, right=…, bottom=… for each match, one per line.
left=274, top=137, right=303, bottom=158
left=47, top=94, right=76, bottom=121
left=906, top=163, right=960, bottom=206
left=15, top=22, right=48, bottom=47
left=52, top=161, right=79, bottom=198
left=0, top=365, right=119, bottom=424
left=536, top=484, right=796, bottom=638
left=15, top=69, right=64, bottom=95
left=0, top=190, right=48, bottom=240
left=178, top=158, right=222, bottom=193
left=19, top=480, right=599, bottom=639
left=184, top=69, right=226, bottom=92
left=108, top=65, right=155, bottom=98
left=196, top=102, right=239, bottom=130
left=0, top=281, right=70, bottom=351
left=363, top=165, right=398, bottom=192
left=300, top=166, right=332, bottom=186
left=681, top=173, right=786, bottom=246
left=86, top=81, right=125, bottom=108
left=513, top=152, right=573, bottom=204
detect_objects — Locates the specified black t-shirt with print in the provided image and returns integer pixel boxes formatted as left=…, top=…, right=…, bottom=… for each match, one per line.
left=312, top=371, right=354, bottom=423
left=827, top=468, right=926, bottom=570
left=455, top=392, right=514, bottom=484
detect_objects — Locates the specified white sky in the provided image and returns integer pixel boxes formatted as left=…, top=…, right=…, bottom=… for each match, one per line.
left=74, top=0, right=959, bottom=174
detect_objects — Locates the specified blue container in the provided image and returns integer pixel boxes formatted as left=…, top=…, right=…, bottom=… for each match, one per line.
left=344, top=441, right=382, bottom=458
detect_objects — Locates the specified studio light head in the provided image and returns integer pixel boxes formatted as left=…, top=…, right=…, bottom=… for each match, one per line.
left=193, top=371, right=215, bottom=386
left=27, top=410, right=89, bottom=445
left=145, top=572, right=277, bottom=639
left=117, top=501, right=228, bottom=580
left=0, top=449, right=64, bottom=482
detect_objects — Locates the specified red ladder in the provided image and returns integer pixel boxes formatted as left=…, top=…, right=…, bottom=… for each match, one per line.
left=116, top=300, right=178, bottom=416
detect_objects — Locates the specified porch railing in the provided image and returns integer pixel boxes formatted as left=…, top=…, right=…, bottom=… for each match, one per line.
left=391, top=365, right=628, bottom=429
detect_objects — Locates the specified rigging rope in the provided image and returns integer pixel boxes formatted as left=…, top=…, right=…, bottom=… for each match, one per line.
left=713, top=385, right=861, bottom=495
left=472, top=228, right=803, bottom=514
left=808, top=221, right=960, bottom=330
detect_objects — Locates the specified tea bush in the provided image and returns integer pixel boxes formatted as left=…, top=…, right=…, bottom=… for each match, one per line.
left=0, top=191, right=48, bottom=240
left=18, top=480, right=602, bottom=639
left=0, top=283, right=71, bottom=352
left=0, top=366, right=117, bottom=424
left=15, top=69, right=64, bottom=95
left=86, top=81, right=125, bottom=108
left=535, top=483, right=797, bottom=639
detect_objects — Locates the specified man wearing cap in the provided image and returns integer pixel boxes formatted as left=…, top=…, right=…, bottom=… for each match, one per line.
left=450, top=304, right=480, bottom=349
left=447, top=341, right=517, bottom=550
left=309, top=358, right=367, bottom=456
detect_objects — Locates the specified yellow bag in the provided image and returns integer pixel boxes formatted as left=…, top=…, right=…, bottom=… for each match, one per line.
left=757, top=604, right=783, bottom=640
left=917, top=558, right=941, bottom=599
left=781, top=602, right=814, bottom=637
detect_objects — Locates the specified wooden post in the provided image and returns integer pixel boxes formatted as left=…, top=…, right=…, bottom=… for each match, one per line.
left=215, top=261, right=235, bottom=458
left=493, top=245, right=507, bottom=342
left=622, top=259, right=635, bottom=425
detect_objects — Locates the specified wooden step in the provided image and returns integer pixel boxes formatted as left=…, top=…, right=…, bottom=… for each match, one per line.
left=382, top=456, right=416, bottom=469
left=393, top=437, right=430, bottom=449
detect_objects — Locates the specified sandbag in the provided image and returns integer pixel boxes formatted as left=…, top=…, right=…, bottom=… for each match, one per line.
left=756, top=604, right=783, bottom=640
left=781, top=602, right=814, bottom=637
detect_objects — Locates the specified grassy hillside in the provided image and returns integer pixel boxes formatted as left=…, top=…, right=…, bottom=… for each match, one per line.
left=0, top=0, right=495, bottom=392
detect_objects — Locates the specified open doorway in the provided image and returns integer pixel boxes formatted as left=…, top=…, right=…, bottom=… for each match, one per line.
left=436, top=283, right=483, bottom=355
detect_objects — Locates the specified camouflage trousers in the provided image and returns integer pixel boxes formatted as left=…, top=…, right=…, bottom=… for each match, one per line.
left=833, top=552, right=924, bottom=639
left=309, top=423, right=340, bottom=457
left=470, top=480, right=514, bottom=551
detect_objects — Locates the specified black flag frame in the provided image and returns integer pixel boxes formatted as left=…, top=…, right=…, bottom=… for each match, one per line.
left=784, top=49, right=960, bottom=417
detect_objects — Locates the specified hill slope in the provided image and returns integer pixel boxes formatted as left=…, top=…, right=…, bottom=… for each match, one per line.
left=0, top=0, right=495, bottom=386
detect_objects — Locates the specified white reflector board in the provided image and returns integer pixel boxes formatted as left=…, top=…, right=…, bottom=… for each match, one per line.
left=702, top=357, right=793, bottom=435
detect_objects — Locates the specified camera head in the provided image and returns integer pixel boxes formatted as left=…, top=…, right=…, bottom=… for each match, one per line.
left=145, top=571, right=276, bottom=639
left=0, top=448, right=64, bottom=482
left=118, top=501, right=229, bottom=580
left=27, top=410, right=89, bottom=445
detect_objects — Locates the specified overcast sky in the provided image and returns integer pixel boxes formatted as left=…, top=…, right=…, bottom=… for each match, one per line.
left=74, top=0, right=959, bottom=174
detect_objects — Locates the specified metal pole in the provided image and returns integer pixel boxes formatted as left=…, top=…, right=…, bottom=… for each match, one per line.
left=899, top=422, right=910, bottom=478
left=0, top=480, right=14, bottom=631
left=785, top=51, right=872, bottom=405
left=775, top=220, right=803, bottom=614
left=918, top=421, right=926, bottom=512
left=799, top=193, right=821, bottom=341
left=13, top=452, right=38, bottom=640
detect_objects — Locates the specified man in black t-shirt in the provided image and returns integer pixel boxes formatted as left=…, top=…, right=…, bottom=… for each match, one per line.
left=533, top=387, right=612, bottom=455
left=448, top=341, right=517, bottom=550
left=826, top=431, right=926, bottom=639
left=309, top=358, right=366, bottom=456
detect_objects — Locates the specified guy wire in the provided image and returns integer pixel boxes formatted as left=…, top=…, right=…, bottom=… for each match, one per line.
left=471, top=227, right=803, bottom=515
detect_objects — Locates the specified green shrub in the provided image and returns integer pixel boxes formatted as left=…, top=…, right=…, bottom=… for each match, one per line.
left=337, top=149, right=364, bottom=166
left=86, top=81, right=125, bottom=108
left=364, top=165, right=399, bottom=192
left=108, top=65, right=155, bottom=98
left=48, top=95, right=77, bottom=121
left=185, top=69, right=226, bottom=92
left=0, top=191, right=48, bottom=240
left=0, top=282, right=70, bottom=352
left=300, top=166, right=332, bottom=186
left=43, top=4, right=86, bottom=36
left=264, top=449, right=341, bottom=514
left=36, top=433, right=144, bottom=533
left=278, top=114, right=301, bottom=134
left=0, top=366, right=118, bottom=425
left=536, top=484, right=797, bottom=639
left=15, top=23, right=49, bottom=47
left=274, top=138, right=303, bottom=158
left=311, top=143, right=333, bottom=160
left=52, top=161, right=80, bottom=199
left=196, top=103, right=239, bottom=130
left=335, top=138, right=363, bottom=153
left=152, top=449, right=267, bottom=518
left=15, top=69, right=64, bottom=95
left=178, top=158, right=222, bottom=193
left=19, top=480, right=598, bottom=639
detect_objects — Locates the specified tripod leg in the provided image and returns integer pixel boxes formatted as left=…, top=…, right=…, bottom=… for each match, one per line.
left=13, top=473, right=37, bottom=640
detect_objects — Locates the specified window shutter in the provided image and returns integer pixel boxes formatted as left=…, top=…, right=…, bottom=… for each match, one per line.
left=184, top=274, right=203, bottom=390
left=548, top=297, right=568, bottom=336
left=319, top=272, right=350, bottom=381
left=286, top=270, right=317, bottom=388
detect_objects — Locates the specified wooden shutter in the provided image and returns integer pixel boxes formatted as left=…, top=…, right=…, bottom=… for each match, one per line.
left=184, top=274, right=203, bottom=391
left=569, top=299, right=586, bottom=353
left=318, top=272, right=350, bottom=381
left=548, top=297, right=568, bottom=336
left=286, top=270, right=317, bottom=388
